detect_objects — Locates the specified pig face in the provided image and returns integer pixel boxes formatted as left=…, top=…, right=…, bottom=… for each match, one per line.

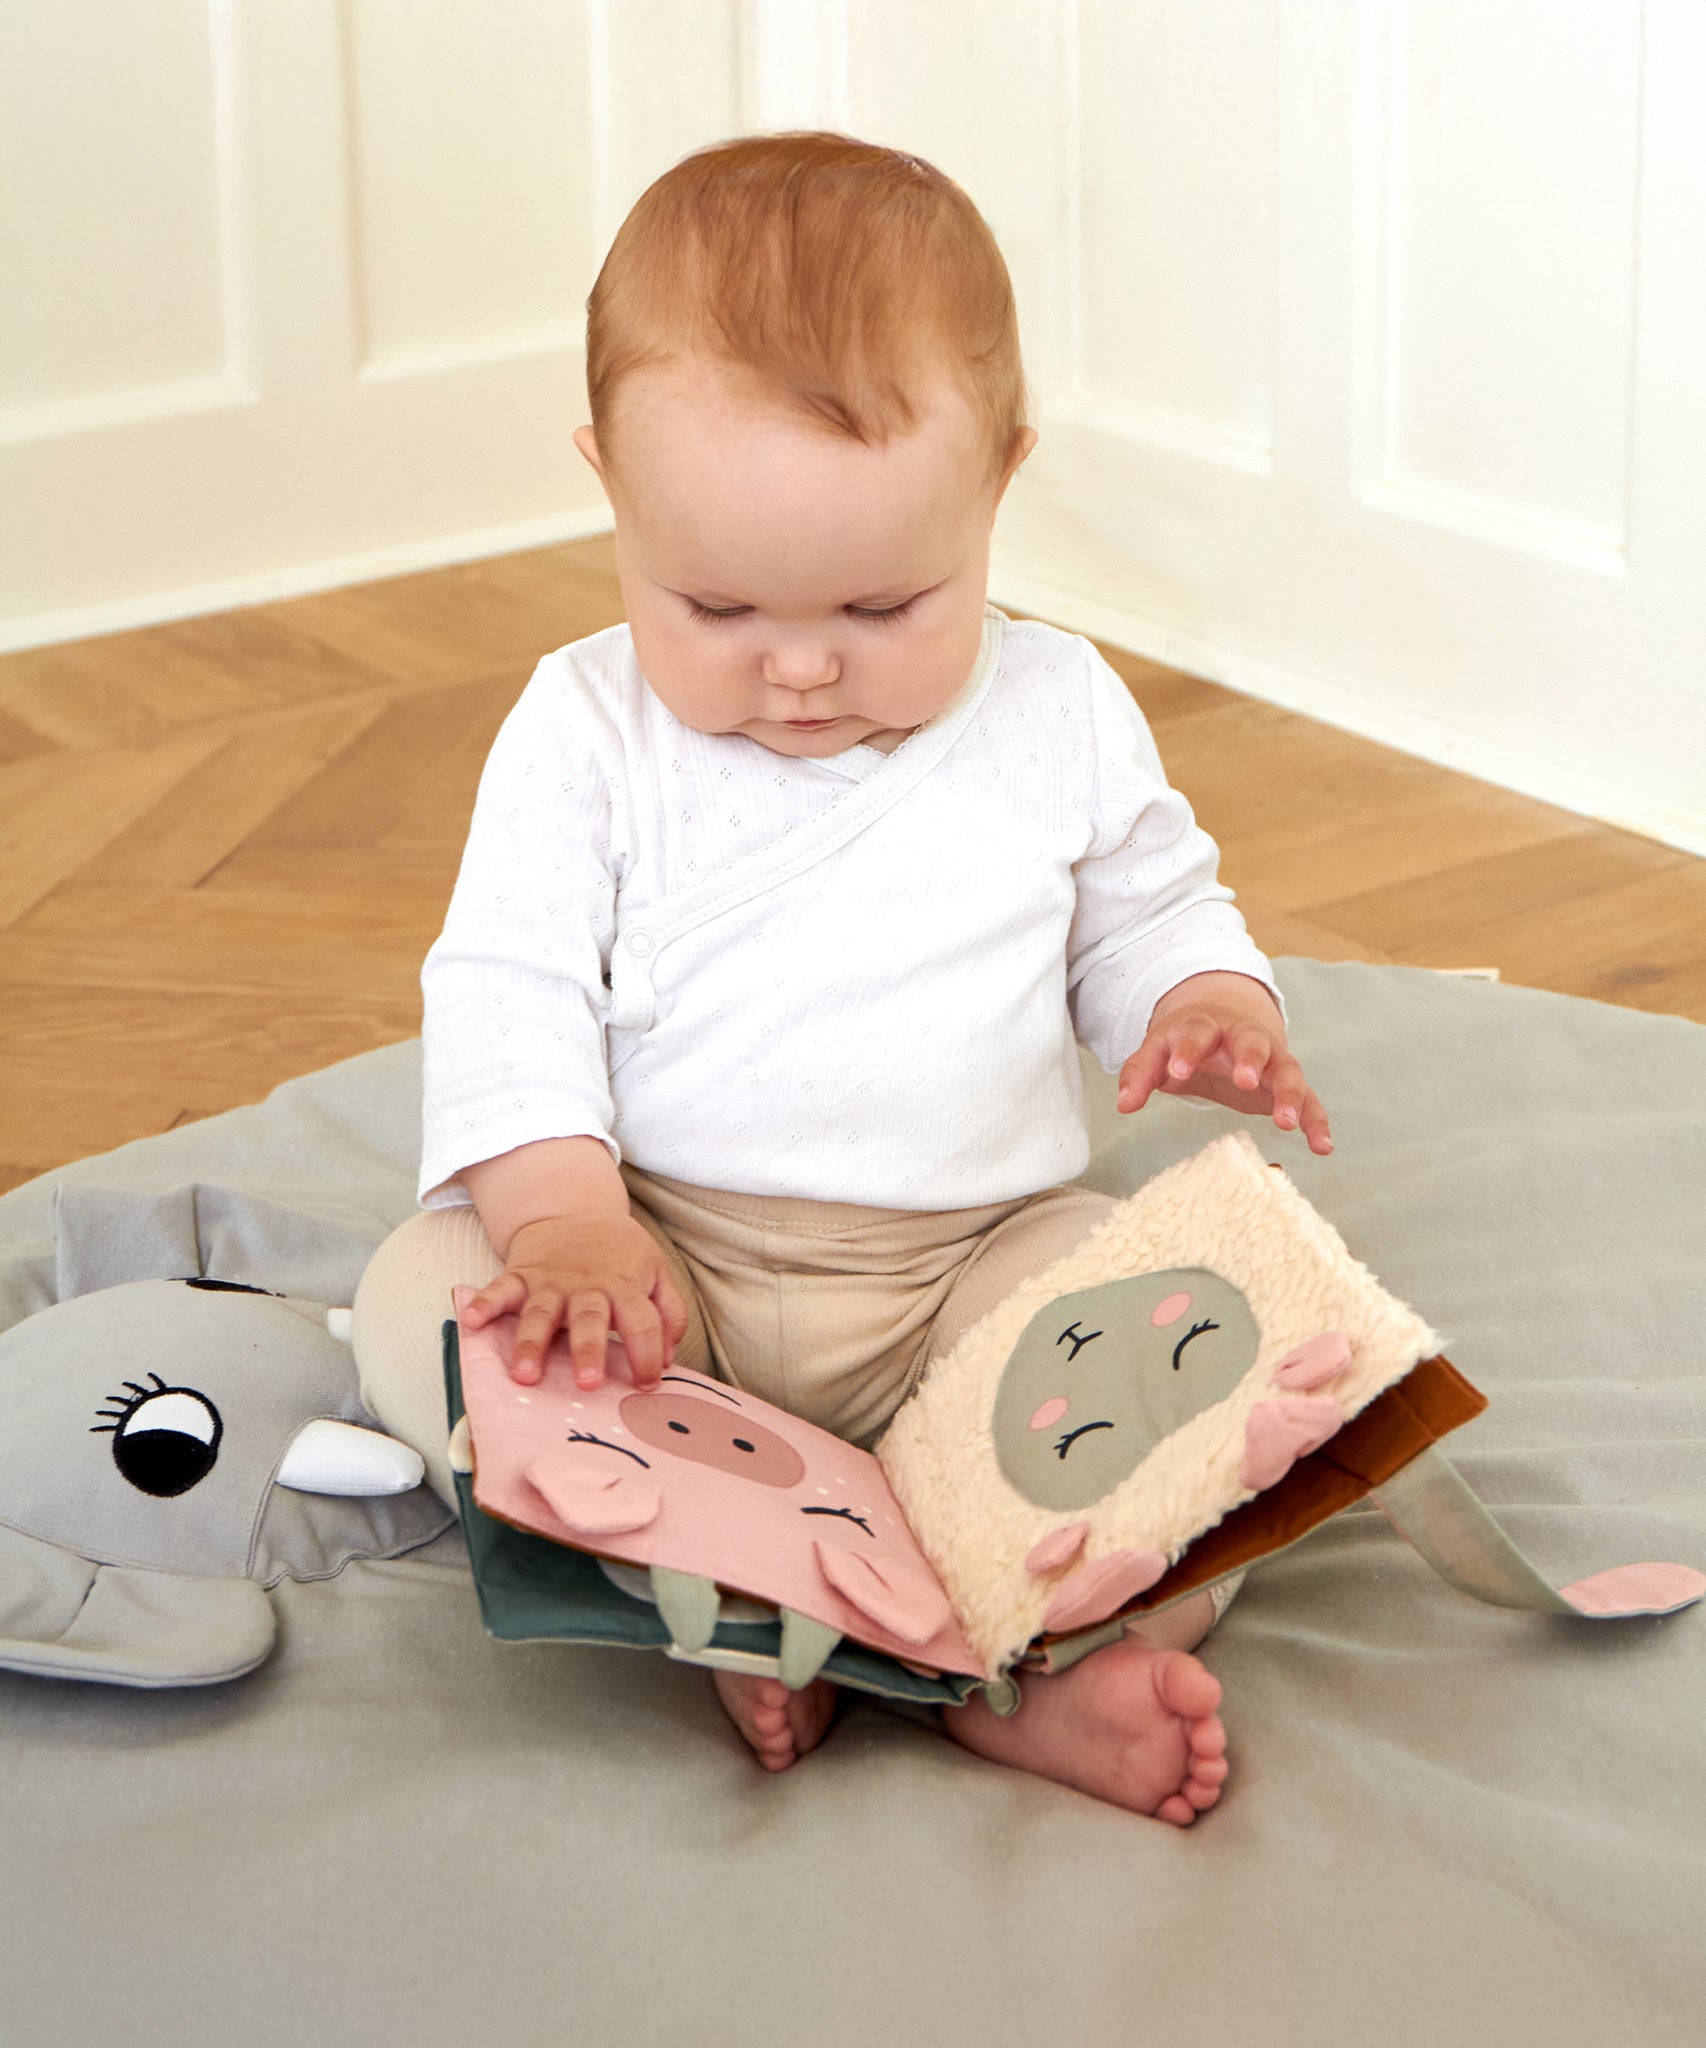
left=616, top=1383, right=807, bottom=1487
left=990, top=1266, right=1262, bottom=1512
left=457, top=1319, right=984, bottom=1677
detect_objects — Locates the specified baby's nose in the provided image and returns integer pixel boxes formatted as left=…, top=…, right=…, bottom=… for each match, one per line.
left=763, top=641, right=840, bottom=692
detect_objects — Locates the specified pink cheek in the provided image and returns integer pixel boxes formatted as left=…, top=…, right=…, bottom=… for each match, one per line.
left=1151, top=1292, right=1193, bottom=1329
left=1029, top=1397, right=1070, bottom=1432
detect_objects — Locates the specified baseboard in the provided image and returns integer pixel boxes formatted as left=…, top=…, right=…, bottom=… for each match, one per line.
left=0, top=507, right=618, bottom=655
left=989, top=567, right=1706, bottom=860
left=7, top=535, right=1697, bottom=861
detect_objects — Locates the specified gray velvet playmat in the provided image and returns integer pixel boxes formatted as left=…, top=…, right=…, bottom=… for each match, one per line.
left=3, top=959, right=1703, bottom=2048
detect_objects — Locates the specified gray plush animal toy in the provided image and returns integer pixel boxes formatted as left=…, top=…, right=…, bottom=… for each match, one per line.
left=0, top=1183, right=452, bottom=1687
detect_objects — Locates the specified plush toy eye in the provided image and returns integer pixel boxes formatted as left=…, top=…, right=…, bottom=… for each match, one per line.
left=91, top=1375, right=224, bottom=1497
left=1171, top=1319, right=1220, bottom=1370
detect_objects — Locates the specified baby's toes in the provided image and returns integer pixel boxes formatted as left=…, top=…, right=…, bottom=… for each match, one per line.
left=1188, top=1712, right=1227, bottom=1761
left=1155, top=1792, right=1199, bottom=1828
left=751, top=1703, right=796, bottom=1761
left=1152, top=1648, right=1222, bottom=1725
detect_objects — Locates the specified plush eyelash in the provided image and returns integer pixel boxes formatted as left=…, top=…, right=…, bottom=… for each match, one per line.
left=566, top=1427, right=651, bottom=1468
left=800, top=1504, right=875, bottom=1537
left=1054, top=1420, right=1115, bottom=1459
left=684, top=597, right=917, bottom=627
left=1171, top=1319, right=1220, bottom=1371
left=657, top=1374, right=740, bottom=1405
left=90, top=1374, right=168, bottom=1434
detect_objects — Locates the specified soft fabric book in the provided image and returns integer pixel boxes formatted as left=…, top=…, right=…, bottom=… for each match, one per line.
left=447, top=1134, right=1703, bottom=1710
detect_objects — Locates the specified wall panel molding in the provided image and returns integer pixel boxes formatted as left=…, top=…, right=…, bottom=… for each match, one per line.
left=1054, top=0, right=1279, bottom=477
left=1350, top=0, right=1642, bottom=574
left=0, top=0, right=257, bottom=447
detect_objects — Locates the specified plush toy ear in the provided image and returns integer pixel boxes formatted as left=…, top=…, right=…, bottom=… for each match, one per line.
left=1270, top=1331, right=1353, bottom=1392
left=53, top=1187, right=204, bottom=1297
left=527, top=1452, right=661, bottom=1535
left=0, top=1526, right=275, bottom=1687
left=1239, top=1396, right=1345, bottom=1491
left=1041, top=1547, right=1169, bottom=1633
left=52, top=1184, right=384, bottom=1303
left=814, top=1541, right=953, bottom=1646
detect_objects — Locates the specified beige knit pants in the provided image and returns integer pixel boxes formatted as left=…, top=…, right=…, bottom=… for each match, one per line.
left=354, top=1165, right=1118, bottom=1506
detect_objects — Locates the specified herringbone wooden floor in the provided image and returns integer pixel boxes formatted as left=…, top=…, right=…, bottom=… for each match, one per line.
left=3, top=533, right=1702, bottom=1195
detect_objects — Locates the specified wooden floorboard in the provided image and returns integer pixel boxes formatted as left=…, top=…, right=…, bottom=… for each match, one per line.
left=2, top=533, right=1701, bottom=1194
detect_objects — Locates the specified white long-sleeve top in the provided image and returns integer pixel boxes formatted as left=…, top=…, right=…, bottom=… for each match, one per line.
left=419, top=603, right=1280, bottom=1213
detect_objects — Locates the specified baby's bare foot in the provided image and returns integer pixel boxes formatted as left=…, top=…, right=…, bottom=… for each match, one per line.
left=944, top=1641, right=1229, bottom=1824
left=713, top=1669, right=839, bottom=1772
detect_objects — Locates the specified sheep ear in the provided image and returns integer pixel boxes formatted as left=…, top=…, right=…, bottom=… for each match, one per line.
left=1041, top=1547, right=1168, bottom=1633
left=1239, top=1396, right=1344, bottom=1491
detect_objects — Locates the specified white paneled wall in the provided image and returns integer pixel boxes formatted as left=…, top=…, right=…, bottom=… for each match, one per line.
left=3, top=1, right=1703, bottom=853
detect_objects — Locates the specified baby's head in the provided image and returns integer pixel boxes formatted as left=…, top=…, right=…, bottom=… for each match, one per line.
left=574, top=132, right=1037, bottom=758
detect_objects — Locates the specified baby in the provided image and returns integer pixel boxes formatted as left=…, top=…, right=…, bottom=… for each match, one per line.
left=357, top=132, right=1331, bottom=1826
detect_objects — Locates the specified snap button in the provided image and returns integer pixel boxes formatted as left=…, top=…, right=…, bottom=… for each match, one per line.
left=626, top=929, right=655, bottom=958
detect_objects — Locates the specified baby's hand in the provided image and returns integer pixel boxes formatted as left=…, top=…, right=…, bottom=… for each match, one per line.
left=459, top=1213, right=689, bottom=1390
left=1117, top=971, right=1333, bottom=1156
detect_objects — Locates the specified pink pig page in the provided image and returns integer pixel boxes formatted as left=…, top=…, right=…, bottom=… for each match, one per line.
left=455, top=1293, right=986, bottom=1678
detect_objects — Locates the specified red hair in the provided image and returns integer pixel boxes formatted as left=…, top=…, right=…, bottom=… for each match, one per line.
left=585, top=131, right=1031, bottom=491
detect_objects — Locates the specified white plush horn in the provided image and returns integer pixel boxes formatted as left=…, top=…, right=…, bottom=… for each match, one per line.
left=276, top=1419, right=425, bottom=1496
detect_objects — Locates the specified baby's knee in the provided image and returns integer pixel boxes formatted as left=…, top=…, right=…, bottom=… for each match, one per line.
left=353, top=1206, right=503, bottom=1507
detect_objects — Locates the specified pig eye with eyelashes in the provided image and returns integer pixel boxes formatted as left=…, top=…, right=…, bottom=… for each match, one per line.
left=658, top=1374, right=740, bottom=1405
left=566, top=1427, right=651, bottom=1468
left=800, top=1504, right=875, bottom=1538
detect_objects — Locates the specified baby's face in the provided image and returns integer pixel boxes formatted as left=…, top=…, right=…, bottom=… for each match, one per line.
left=575, top=360, right=1034, bottom=757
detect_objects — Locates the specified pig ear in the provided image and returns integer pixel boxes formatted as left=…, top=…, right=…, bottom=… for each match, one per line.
left=527, top=1452, right=660, bottom=1534
left=814, top=1542, right=952, bottom=1646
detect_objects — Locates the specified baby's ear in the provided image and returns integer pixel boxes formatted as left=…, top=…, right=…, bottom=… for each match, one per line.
left=572, top=424, right=609, bottom=492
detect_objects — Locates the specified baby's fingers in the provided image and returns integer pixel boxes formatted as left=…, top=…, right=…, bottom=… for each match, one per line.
left=565, top=1291, right=614, bottom=1390
left=462, top=1270, right=528, bottom=1330
left=612, top=1292, right=668, bottom=1388
left=511, top=1288, right=568, bottom=1384
left=654, top=1273, right=689, bottom=1360
left=1269, top=1058, right=1334, bottom=1155
left=1161, top=1012, right=1223, bottom=1087
left=1226, top=1023, right=1276, bottom=1094
left=1117, top=1037, right=1172, bottom=1113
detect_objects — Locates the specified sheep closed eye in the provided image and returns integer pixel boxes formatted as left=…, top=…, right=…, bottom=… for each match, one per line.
left=1171, top=1320, right=1219, bottom=1370
left=1054, top=1420, right=1114, bottom=1460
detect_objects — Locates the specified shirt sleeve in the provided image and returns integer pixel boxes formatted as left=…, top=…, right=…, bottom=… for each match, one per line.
left=417, top=651, right=623, bottom=1209
left=1067, top=641, right=1284, bottom=1074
